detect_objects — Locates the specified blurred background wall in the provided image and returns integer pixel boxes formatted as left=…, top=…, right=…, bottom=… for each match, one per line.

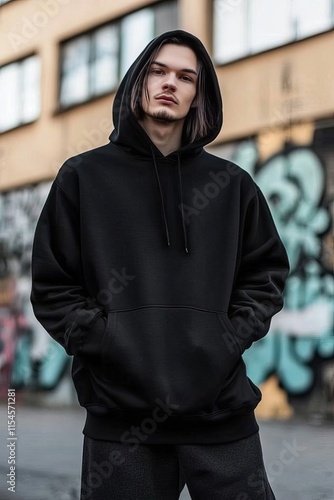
left=0, top=0, right=333, bottom=421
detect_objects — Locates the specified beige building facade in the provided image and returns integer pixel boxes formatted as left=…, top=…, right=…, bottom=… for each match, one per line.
left=0, top=0, right=333, bottom=189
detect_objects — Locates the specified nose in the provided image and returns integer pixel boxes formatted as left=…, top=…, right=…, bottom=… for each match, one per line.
left=162, top=74, right=177, bottom=91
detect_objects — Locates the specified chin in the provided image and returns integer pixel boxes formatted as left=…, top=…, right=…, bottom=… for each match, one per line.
left=151, top=109, right=178, bottom=123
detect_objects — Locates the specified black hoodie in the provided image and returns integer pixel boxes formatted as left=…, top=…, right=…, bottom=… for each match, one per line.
left=31, top=30, right=289, bottom=444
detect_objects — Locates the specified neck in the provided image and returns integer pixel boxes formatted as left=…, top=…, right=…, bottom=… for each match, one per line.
left=138, top=116, right=184, bottom=156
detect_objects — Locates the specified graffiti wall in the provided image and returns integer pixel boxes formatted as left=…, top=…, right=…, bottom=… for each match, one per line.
left=1, top=122, right=333, bottom=418
left=210, top=122, right=334, bottom=419
left=0, top=181, right=71, bottom=402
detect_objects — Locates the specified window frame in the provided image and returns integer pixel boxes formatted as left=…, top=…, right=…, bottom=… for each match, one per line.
left=57, top=25, right=121, bottom=111
left=212, top=0, right=334, bottom=66
left=56, top=0, right=178, bottom=113
left=0, top=53, right=41, bottom=135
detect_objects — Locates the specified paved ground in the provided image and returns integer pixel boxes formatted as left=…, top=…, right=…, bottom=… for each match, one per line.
left=0, top=404, right=333, bottom=500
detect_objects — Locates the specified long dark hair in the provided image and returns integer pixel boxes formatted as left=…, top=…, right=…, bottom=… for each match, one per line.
left=130, top=37, right=215, bottom=144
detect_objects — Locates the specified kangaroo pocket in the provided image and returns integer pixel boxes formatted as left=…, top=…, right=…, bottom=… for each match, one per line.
left=84, top=306, right=244, bottom=416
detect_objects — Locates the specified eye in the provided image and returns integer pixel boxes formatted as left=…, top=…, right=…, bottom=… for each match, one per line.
left=180, top=75, right=193, bottom=82
left=151, top=68, right=163, bottom=75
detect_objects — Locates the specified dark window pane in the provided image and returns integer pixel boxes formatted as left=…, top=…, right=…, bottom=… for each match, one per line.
left=155, top=0, right=178, bottom=34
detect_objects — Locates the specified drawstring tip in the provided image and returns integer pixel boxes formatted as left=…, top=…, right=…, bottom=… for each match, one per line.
left=185, top=247, right=189, bottom=254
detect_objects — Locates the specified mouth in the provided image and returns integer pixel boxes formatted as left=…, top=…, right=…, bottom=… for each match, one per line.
left=156, top=95, right=177, bottom=104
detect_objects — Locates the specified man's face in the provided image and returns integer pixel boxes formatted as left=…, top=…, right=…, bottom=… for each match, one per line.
left=141, top=44, right=198, bottom=124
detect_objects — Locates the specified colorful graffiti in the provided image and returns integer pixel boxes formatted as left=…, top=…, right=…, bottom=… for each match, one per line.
left=1, top=130, right=333, bottom=417
left=0, top=182, right=70, bottom=400
left=228, top=138, right=334, bottom=401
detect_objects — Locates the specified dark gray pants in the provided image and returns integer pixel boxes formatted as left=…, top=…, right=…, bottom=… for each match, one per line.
left=80, top=431, right=276, bottom=500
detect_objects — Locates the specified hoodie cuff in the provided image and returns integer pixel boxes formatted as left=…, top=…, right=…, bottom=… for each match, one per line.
left=65, top=312, right=107, bottom=357
left=229, top=315, right=252, bottom=354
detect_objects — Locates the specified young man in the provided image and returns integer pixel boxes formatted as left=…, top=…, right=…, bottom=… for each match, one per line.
left=31, top=30, right=289, bottom=499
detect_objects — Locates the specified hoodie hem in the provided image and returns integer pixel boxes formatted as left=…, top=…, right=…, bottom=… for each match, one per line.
left=82, top=408, right=259, bottom=444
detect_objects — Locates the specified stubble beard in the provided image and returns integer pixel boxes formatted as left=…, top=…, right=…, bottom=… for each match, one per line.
left=149, top=110, right=180, bottom=123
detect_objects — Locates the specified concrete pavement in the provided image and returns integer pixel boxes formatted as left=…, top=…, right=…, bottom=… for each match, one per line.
left=0, top=404, right=333, bottom=500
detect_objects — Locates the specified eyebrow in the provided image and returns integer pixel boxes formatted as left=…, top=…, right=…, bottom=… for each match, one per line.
left=151, top=60, right=198, bottom=76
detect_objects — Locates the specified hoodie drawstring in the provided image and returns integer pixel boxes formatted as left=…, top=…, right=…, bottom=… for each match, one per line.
left=151, top=147, right=189, bottom=254
left=176, top=154, right=189, bottom=254
left=151, top=147, right=171, bottom=248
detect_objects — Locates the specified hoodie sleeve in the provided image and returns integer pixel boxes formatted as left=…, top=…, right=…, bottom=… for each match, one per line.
left=30, top=179, right=107, bottom=358
left=228, top=187, right=290, bottom=354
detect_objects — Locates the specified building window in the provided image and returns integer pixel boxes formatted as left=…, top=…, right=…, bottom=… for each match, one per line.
left=292, top=0, right=333, bottom=39
left=59, top=0, right=178, bottom=109
left=119, top=9, right=155, bottom=79
left=0, top=55, right=40, bottom=134
left=213, top=0, right=334, bottom=64
left=213, top=0, right=248, bottom=63
left=249, top=0, right=292, bottom=53
left=59, top=25, right=119, bottom=108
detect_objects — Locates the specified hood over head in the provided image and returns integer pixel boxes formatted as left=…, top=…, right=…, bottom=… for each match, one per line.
left=109, top=29, right=223, bottom=157
left=109, top=30, right=223, bottom=255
